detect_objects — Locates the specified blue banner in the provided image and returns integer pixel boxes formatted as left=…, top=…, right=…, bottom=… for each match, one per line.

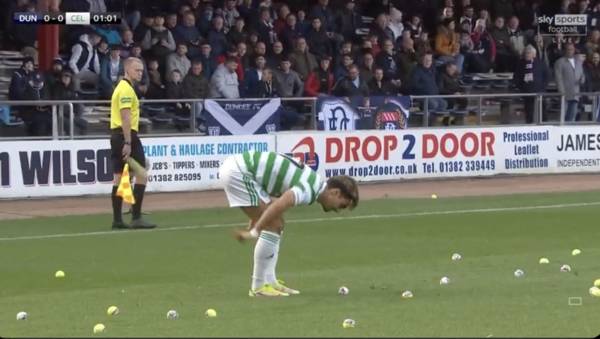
left=204, top=98, right=281, bottom=136
left=317, top=96, right=411, bottom=131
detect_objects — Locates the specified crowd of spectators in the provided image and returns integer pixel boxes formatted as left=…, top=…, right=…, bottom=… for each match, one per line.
left=3, top=0, right=600, bottom=134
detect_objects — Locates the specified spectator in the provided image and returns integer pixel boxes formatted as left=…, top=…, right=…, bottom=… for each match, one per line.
left=306, top=16, right=332, bottom=59
left=120, top=29, right=135, bottom=58
left=466, top=19, right=496, bottom=73
left=274, top=57, right=304, bottom=98
left=183, top=59, right=209, bottom=99
left=199, top=41, right=218, bottom=79
left=257, top=67, right=279, bottom=98
left=584, top=51, right=600, bottom=121
left=267, top=41, right=285, bottom=69
left=530, top=33, right=549, bottom=67
left=142, top=13, right=176, bottom=65
left=217, top=44, right=245, bottom=82
left=9, top=57, right=35, bottom=101
left=375, top=38, right=401, bottom=82
left=134, top=13, right=154, bottom=42
left=584, top=51, right=600, bottom=92
left=242, top=55, right=267, bottom=98
left=256, top=6, right=276, bottom=47
left=514, top=45, right=549, bottom=123
left=21, top=72, right=51, bottom=136
left=222, top=0, right=240, bottom=33
left=554, top=43, right=586, bottom=122
left=415, top=31, right=433, bottom=56
left=408, top=53, right=447, bottom=116
left=209, top=57, right=240, bottom=99
left=173, top=11, right=202, bottom=58
left=388, top=7, right=404, bottom=42
left=584, top=29, right=600, bottom=56
left=368, top=67, right=400, bottom=96
left=310, top=0, right=335, bottom=33
left=95, top=24, right=122, bottom=46
left=359, top=52, right=376, bottom=84
left=371, top=13, right=394, bottom=46
left=489, top=17, right=512, bottom=72
left=405, top=15, right=423, bottom=41
left=207, top=15, right=228, bottom=57
left=477, top=9, right=492, bottom=29
left=513, top=0, right=536, bottom=32
left=334, top=41, right=355, bottom=71
left=227, top=17, right=248, bottom=46
left=146, top=58, right=165, bottom=99
left=273, top=4, right=290, bottom=37
left=166, top=42, right=192, bottom=81
left=165, top=13, right=178, bottom=33
left=435, top=18, right=465, bottom=74
left=305, top=56, right=334, bottom=96
left=397, top=34, right=418, bottom=88
left=335, top=0, right=362, bottom=43
left=438, top=6, right=455, bottom=24
left=69, top=29, right=101, bottom=92
left=165, top=69, right=191, bottom=126
left=44, top=58, right=65, bottom=93
left=548, top=32, right=568, bottom=68
left=296, top=10, right=311, bottom=36
left=334, top=54, right=355, bottom=82
left=238, top=0, right=258, bottom=29
left=99, top=45, right=124, bottom=98
left=288, top=37, right=318, bottom=82
left=280, top=13, right=302, bottom=53
left=333, top=64, right=369, bottom=98
left=97, top=39, right=110, bottom=65
left=439, top=62, right=468, bottom=112
left=237, top=42, right=251, bottom=70
left=50, top=69, right=87, bottom=135
left=459, top=5, right=475, bottom=34
left=507, top=16, right=526, bottom=64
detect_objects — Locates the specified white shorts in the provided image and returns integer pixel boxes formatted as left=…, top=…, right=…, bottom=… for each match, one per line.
left=219, top=156, right=271, bottom=207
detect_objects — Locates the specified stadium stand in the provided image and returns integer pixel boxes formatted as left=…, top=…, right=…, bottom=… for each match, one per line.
left=1, top=0, right=599, bottom=136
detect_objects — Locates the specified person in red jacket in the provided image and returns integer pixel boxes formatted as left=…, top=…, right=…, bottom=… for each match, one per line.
left=304, top=55, right=334, bottom=97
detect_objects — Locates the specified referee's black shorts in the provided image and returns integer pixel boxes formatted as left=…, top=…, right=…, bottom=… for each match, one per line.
left=110, top=129, right=146, bottom=174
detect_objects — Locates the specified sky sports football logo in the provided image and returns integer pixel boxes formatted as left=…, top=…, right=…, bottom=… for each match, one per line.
left=537, top=14, right=588, bottom=36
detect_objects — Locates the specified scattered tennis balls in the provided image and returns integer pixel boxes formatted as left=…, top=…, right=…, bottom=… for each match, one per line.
left=107, top=306, right=119, bottom=316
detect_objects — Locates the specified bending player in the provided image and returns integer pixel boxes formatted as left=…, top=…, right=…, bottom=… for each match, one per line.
left=219, top=151, right=359, bottom=297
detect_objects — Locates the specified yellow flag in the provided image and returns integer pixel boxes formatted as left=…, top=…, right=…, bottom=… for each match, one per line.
left=117, top=164, right=135, bottom=204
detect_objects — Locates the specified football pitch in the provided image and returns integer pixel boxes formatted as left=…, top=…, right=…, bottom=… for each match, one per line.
left=1, top=190, right=599, bottom=337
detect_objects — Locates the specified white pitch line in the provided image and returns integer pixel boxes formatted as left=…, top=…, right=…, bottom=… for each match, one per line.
left=0, top=201, right=599, bottom=242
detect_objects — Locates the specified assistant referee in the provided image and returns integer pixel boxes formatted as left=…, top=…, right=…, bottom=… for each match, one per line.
left=110, top=57, right=156, bottom=230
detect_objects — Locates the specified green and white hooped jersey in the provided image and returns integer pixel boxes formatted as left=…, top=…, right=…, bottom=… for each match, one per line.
left=234, top=151, right=326, bottom=206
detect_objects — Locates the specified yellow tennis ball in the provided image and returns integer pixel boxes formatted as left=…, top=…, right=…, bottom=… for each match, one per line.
left=572, top=249, right=581, bottom=256
left=107, top=306, right=119, bottom=316
left=431, top=194, right=438, bottom=199
left=55, top=270, right=65, bottom=278
left=205, top=309, right=217, bottom=318
left=594, top=279, right=600, bottom=288
left=93, top=323, right=105, bottom=334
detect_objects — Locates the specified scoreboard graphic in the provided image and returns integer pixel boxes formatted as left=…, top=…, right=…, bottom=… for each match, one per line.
left=13, top=12, right=122, bottom=25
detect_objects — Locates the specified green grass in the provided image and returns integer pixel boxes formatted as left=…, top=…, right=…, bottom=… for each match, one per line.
left=1, top=191, right=600, bottom=337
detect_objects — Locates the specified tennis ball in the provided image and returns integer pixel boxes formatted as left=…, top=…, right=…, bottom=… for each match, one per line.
left=16, top=311, right=28, bottom=320
left=539, top=257, right=549, bottom=264
left=93, top=323, right=105, bottom=334
left=572, top=249, right=581, bottom=256
left=338, top=286, right=349, bottom=295
left=55, top=270, right=65, bottom=278
left=440, top=276, right=450, bottom=285
left=342, top=318, right=356, bottom=328
left=431, top=194, right=438, bottom=199
left=560, top=264, right=571, bottom=272
left=451, top=253, right=462, bottom=261
left=166, top=309, right=178, bottom=319
left=401, top=290, right=413, bottom=298
left=594, top=279, right=600, bottom=287
left=107, top=306, right=119, bottom=316
left=514, top=269, right=525, bottom=277
left=589, top=286, right=600, bottom=297
left=205, top=309, right=217, bottom=318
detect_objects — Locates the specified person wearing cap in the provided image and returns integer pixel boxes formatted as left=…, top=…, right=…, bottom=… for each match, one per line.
left=9, top=57, right=35, bottom=101
left=21, top=72, right=51, bottom=136
left=68, top=28, right=102, bottom=92
left=100, top=44, right=125, bottom=99
left=45, top=58, right=65, bottom=91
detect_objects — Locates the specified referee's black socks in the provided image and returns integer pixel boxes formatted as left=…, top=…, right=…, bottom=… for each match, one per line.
left=111, top=185, right=123, bottom=222
left=132, top=184, right=146, bottom=219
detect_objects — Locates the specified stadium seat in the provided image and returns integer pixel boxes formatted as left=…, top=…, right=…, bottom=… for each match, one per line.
left=0, top=104, right=24, bottom=126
